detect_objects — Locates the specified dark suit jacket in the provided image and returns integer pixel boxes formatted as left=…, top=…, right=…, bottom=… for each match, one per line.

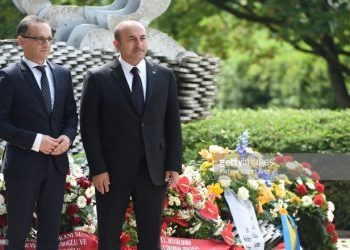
left=80, top=59, right=182, bottom=187
left=0, top=60, right=78, bottom=175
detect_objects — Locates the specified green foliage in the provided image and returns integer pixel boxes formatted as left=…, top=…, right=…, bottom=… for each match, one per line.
left=217, top=38, right=337, bottom=109
left=0, top=0, right=24, bottom=39
left=182, top=109, right=350, bottom=162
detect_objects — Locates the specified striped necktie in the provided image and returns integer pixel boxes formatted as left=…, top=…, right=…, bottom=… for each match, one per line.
left=35, top=65, right=52, bottom=112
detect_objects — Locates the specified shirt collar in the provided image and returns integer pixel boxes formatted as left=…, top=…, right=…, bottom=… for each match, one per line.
left=119, top=56, right=146, bottom=75
left=22, top=56, right=48, bottom=69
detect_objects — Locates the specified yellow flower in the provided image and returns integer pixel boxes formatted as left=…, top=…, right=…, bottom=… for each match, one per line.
left=200, top=161, right=213, bottom=172
left=228, top=170, right=241, bottom=180
left=199, top=149, right=212, bottom=161
left=290, top=196, right=301, bottom=204
left=268, top=162, right=280, bottom=172
left=256, top=201, right=264, bottom=214
left=273, top=183, right=286, bottom=198
left=258, top=186, right=275, bottom=205
left=279, top=208, right=288, bottom=215
left=207, top=183, right=224, bottom=198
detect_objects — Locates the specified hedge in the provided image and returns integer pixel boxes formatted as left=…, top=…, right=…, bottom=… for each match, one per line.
left=182, top=108, right=350, bottom=162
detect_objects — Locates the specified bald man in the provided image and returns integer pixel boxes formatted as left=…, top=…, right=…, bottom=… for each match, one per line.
left=80, top=20, right=182, bottom=250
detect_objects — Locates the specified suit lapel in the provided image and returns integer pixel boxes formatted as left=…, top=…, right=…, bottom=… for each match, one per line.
left=145, top=59, right=156, bottom=108
left=19, top=60, right=51, bottom=117
left=110, top=60, right=141, bottom=116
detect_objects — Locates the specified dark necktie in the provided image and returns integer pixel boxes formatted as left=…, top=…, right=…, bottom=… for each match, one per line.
left=130, top=67, right=144, bottom=114
left=35, top=65, right=52, bottom=112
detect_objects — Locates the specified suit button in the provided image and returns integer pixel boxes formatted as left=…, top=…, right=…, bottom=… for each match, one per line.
left=141, top=122, right=144, bottom=127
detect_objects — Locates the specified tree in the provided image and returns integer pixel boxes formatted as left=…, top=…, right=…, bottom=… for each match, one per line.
left=204, top=0, right=350, bottom=108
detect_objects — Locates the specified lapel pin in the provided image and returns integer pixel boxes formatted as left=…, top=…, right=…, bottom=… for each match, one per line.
left=152, top=71, right=156, bottom=74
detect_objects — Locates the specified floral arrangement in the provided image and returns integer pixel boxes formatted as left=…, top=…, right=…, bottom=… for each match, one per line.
left=197, top=131, right=338, bottom=249
left=0, top=153, right=96, bottom=237
left=121, top=165, right=238, bottom=248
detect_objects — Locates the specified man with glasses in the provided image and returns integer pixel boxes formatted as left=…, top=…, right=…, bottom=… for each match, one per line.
left=0, top=15, right=78, bottom=249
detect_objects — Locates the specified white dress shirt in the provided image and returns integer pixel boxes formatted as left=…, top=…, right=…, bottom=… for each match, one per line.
left=22, top=57, right=55, bottom=152
left=119, top=57, right=147, bottom=101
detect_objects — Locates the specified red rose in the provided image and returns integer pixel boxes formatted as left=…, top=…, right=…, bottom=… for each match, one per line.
left=331, top=232, right=338, bottom=243
left=311, top=171, right=320, bottom=181
left=0, top=215, right=7, bottom=226
left=65, top=183, right=71, bottom=191
left=86, top=197, right=92, bottom=205
left=315, top=181, right=325, bottom=193
left=326, top=223, right=336, bottom=234
left=120, top=232, right=131, bottom=245
left=66, top=204, right=80, bottom=215
left=296, top=184, right=308, bottom=195
left=71, top=216, right=81, bottom=225
left=77, top=177, right=92, bottom=189
left=301, top=162, right=312, bottom=169
left=313, top=194, right=324, bottom=206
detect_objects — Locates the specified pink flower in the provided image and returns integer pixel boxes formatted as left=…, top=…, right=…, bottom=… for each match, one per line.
left=311, top=171, right=320, bottom=181
left=199, top=201, right=219, bottom=220
left=301, top=162, right=312, bottom=169
left=177, top=176, right=191, bottom=194
left=222, top=222, right=234, bottom=246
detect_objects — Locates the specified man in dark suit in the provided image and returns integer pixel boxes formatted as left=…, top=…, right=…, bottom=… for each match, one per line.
left=0, top=15, right=78, bottom=249
left=80, top=20, right=182, bottom=250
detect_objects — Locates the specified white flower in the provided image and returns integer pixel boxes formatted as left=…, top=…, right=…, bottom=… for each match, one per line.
left=129, top=218, right=137, bottom=227
left=237, top=187, right=250, bottom=201
left=70, top=164, right=83, bottom=177
left=247, top=179, right=259, bottom=190
left=0, top=205, right=7, bottom=215
left=286, top=162, right=298, bottom=170
left=218, top=175, right=231, bottom=188
left=328, top=201, right=335, bottom=212
left=62, top=204, right=67, bottom=214
left=302, top=168, right=312, bottom=176
left=306, top=181, right=315, bottom=190
left=185, top=193, right=193, bottom=206
left=209, top=145, right=224, bottom=154
left=68, top=155, right=74, bottom=164
left=327, top=210, right=334, bottom=222
left=85, top=186, right=95, bottom=198
left=77, top=196, right=87, bottom=208
left=213, top=219, right=225, bottom=236
left=301, top=195, right=313, bottom=206
left=75, top=224, right=96, bottom=234
left=0, top=194, right=5, bottom=204
left=64, top=194, right=72, bottom=202
left=178, top=209, right=191, bottom=220
left=66, top=175, right=77, bottom=186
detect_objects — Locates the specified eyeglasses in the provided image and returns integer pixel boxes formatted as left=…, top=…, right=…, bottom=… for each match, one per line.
left=22, top=35, right=54, bottom=45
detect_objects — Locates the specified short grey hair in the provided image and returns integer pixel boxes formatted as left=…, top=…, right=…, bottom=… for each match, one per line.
left=17, top=15, right=49, bottom=36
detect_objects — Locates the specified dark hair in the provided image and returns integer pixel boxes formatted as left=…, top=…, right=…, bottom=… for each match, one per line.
left=17, top=15, right=49, bottom=36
